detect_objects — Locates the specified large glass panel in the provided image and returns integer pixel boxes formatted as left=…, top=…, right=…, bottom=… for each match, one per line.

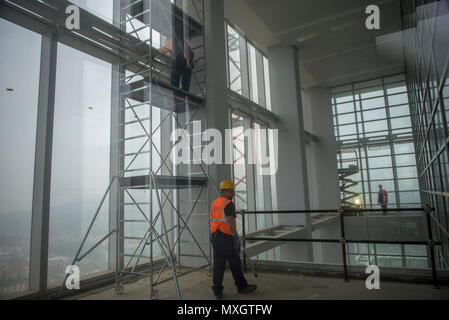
left=332, top=76, right=420, bottom=209
left=396, top=166, right=418, bottom=179
left=0, top=18, right=41, bottom=299
left=395, top=154, right=416, bottom=166
left=48, top=44, right=111, bottom=287
left=336, top=102, right=355, bottom=114
left=248, top=43, right=259, bottom=105
left=253, top=122, right=266, bottom=229
left=361, top=97, right=385, bottom=110
left=337, top=113, right=355, bottom=125
left=387, top=93, right=408, bottom=106
left=390, top=116, right=412, bottom=129
left=397, top=179, right=419, bottom=191
left=389, top=105, right=410, bottom=117
left=363, top=108, right=387, bottom=121
left=263, top=56, right=271, bottom=111
left=227, top=25, right=242, bottom=95
left=364, top=120, right=388, bottom=133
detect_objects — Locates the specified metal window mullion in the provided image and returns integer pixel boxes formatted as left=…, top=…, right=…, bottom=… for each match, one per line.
left=239, top=32, right=250, bottom=99
left=255, top=49, right=266, bottom=107
left=225, top=22, right=231, bottom=89
left=355, top=83, right=371, bottom=208
left=382, top=77, right=401, bottom=208
left=244, top=116, right=256, bottom=232
left=110, top=57, right=124, bottom=272
left=30, top=30, right=58, bottom=294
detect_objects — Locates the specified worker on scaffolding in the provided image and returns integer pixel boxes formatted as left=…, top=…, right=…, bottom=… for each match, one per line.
left=378, top=184, right=388, bottom=214
left=161, top=37, right=194, bottom=91
left=209, top=180, right=257, bottom=299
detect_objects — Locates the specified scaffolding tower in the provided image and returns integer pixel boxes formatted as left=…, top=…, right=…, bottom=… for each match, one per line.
left=60, top=0, right=212, bottom=300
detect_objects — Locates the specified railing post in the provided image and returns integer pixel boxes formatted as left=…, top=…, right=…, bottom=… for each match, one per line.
left=424, top=204, right=438, bottom=288
left=339, top=208, right=349, bottom=282
left=241, top=210, right=247, bottom=273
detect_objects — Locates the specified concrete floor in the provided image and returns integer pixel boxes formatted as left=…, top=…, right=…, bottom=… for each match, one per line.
left=70, top=267, right=449, bottom=300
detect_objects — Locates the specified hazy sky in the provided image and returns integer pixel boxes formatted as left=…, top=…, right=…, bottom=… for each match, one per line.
left=0, top=19, right=41, bottom=214
left=0, top=15, right=112, bottom=216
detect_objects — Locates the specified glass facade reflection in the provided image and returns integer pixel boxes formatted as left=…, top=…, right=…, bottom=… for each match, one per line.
left=402, top=0, right=449, bottom=268
left=332, top=75, right=421, bottom=209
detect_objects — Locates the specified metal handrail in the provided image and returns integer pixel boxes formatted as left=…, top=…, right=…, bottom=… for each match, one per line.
left=240, top=205, right=440, bottom=288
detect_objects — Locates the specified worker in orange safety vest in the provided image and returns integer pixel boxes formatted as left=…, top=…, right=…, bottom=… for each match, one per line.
left=209, top=180, right=257, bottom=299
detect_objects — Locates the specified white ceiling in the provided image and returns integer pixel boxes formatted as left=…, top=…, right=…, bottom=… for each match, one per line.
left=243, top=0, right=405, bottom=88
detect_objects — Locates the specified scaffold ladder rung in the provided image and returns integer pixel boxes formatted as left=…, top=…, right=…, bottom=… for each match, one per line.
left=120, top=167, right=151, bottom=173
left=121, top=150, right=151, bottom=158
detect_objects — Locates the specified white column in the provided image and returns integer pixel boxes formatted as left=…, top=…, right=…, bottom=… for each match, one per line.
left=204, top=0, right=232, bottom=187
left=179, top=0, right=232, bottom=268
left=268, top=45, right=312, bottom=262
left=307, top=87, right=340, bottom=210
left=303, top=87, right=340, bottom=263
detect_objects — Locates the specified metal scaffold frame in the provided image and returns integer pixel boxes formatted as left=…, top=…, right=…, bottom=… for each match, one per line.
left=59, top=0, right=213, bottom=300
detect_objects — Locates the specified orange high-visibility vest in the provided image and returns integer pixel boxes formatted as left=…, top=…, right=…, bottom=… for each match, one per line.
left=381, top=189, right=388, bottom=204
left=210, top=197, right=233, bottom=235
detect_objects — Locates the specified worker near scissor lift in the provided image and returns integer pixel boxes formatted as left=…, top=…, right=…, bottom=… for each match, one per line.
left=378, top=184, right=388, bottom=214
left=209, top=180, right=257, bottom=299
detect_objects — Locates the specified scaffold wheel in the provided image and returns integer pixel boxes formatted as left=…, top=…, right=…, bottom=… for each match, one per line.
left=150, top=289, right=159, bottom=300
left=115, top=284, right=124, bottom=295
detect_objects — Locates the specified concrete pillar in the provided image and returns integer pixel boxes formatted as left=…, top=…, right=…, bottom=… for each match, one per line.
left=302, top=87, right=340, bottom=263
left=204, top=0, right=232, bottom=186
left=268, top=45, right=312, bottom=262
left=306, top=87, right=340, bottom=210
left=179, top=0, right=232, bottom=268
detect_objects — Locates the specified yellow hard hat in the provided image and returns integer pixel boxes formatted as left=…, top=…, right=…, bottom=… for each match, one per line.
left=219, top=180, right=235, bottom=190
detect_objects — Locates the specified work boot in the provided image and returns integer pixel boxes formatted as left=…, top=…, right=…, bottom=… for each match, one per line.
left=215, top=293, right=223, bottom=300
left=238, top=284, right=257, bottom=294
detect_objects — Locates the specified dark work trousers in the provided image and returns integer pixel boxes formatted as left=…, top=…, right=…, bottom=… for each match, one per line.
left=381, top=204, right=387, bottom=214
left=170, top=55, right=192, bottom=91
left=210, top=230, right=248, bottom=296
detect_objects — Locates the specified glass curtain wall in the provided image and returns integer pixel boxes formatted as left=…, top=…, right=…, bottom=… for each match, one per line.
left=227, top=25, right=243, bottom=96
left=230, top=112, right=279, bottom=259
left=401, top=0, right=449, bottom=269
left=226, top=23, right=271, bottom=109
left=0, top=0, right=208, bottom=298
left=331, top=74, right=421, bottom=209
left=0, top=18, right=41, bottom=299
left=346, top=243, right=428, bottom=268
left=48, top=43, right=112, bottom=287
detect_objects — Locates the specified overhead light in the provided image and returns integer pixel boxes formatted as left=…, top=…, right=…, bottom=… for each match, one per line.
left=296, top=32, right=318, bottom=43
left=331, top=21, right=357, bottom=32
